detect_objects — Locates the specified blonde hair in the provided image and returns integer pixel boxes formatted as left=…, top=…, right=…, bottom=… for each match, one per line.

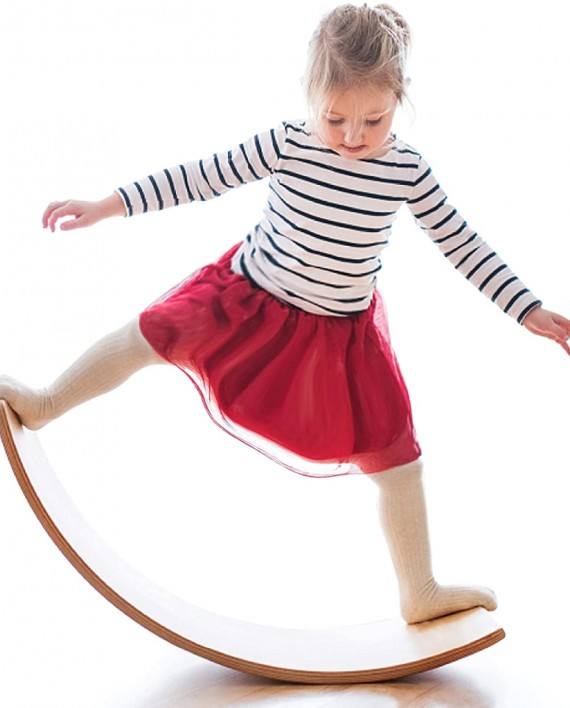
left=304, top=3, right=412, bottom=121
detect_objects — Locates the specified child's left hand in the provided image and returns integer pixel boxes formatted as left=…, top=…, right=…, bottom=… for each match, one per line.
left=522, top=306, right=570, bottom=355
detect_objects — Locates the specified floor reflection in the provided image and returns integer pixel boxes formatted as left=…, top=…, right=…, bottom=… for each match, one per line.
left=135, top=658, right=498, bottom=708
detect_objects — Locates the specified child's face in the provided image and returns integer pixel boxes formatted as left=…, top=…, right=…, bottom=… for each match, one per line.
left=316, top=86, right=398, bottom=160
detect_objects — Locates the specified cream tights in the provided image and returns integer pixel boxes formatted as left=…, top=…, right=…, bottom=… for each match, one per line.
left=369, top=460, right=497, bottom=623
left=0, top=319, right=166, bottom=430
left=0, top=326, right=497, bottom=625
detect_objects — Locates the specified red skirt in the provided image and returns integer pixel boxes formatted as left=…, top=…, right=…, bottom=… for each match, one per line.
left=139, top=244, right=421, bottom=477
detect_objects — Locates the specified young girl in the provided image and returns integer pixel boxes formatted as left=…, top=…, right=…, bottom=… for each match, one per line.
left=1, top=3, right=568, bottom=625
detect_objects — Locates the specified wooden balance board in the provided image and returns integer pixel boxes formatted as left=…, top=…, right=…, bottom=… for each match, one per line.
left=0, top=400, right=505, bottom=683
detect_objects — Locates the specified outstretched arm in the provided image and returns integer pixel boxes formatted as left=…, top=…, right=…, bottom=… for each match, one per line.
left=522, top=306, right=570, bottom=356
left=42, top=193, right=126, bottom=232
left=405, top=153, right=542, bottom=325
left=42, top=124, right=286, bottom=230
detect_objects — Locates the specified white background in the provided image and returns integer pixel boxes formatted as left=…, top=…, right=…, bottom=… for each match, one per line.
left=1, top=0, right=569, bottom=705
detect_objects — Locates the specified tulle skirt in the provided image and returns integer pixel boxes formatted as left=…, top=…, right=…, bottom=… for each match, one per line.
left=139, top=244, right=421, bottom=477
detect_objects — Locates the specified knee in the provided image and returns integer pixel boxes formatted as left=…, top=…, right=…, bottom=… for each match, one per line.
left=123, top=319, right=166, bottom=366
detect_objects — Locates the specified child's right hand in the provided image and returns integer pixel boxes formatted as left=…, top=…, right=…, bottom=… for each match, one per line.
left=42, top=193, right=125, bottom=233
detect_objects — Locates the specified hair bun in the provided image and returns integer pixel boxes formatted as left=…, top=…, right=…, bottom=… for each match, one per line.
left=303, top=3, right=413, bottom=121
left=374, top=3, right=411, bottom=42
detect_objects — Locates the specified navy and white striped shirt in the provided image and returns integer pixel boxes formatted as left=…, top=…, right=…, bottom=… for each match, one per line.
left=117, top=119, right=541, bottom=323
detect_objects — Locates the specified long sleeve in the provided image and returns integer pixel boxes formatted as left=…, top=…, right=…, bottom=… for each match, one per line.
left=116, top=126, right=284, bottom=217
left=406, top=155, right=542, bottom=324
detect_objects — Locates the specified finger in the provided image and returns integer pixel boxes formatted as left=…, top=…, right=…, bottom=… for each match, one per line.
left=42, top=201, right=67, bottom=229
left=531, top=319, right=569, bottom=341
left=530, top=327, right=569, bottom=355
left=549, top=326, right=570, bottom=355
left=551, top=322, right=570, bottom=343
left=60, top=215, right=88, bottom=231
left=47, top=204, right=81, bottom=232
left=552, top=313, right=570, bottom=334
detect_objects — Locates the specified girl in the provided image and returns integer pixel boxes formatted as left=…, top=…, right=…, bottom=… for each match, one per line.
left=1, top=3, right=568, bottom=625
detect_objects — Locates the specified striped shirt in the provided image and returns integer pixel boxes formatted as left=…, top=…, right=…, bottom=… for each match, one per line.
left=117, top=119, right=541, bottom=323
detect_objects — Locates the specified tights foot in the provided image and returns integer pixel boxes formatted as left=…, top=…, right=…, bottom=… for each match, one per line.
left=401, top=580, right=498, bottom=624
left=0, top=376, right=51, bottom=430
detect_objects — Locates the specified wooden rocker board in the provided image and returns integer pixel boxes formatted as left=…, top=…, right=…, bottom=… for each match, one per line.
left=0, top=400, right=505, bottom=684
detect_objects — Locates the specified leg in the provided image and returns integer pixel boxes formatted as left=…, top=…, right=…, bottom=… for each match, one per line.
left=0, top=319, right=167, bottom=430
left=368, top=459, right=497, bottom=624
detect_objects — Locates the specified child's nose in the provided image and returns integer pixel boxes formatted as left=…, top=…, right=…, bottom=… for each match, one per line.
left=344, top=121, right=364, bottom=145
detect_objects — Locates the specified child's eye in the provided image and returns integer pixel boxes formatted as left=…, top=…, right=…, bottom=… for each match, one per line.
left=326, top=118, right=344, bottom=125
left=366, top=118, right=382, bottom=126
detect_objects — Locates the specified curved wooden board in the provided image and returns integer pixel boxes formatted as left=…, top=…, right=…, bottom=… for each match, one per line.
left=0, top=400, right=505, bottom=683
